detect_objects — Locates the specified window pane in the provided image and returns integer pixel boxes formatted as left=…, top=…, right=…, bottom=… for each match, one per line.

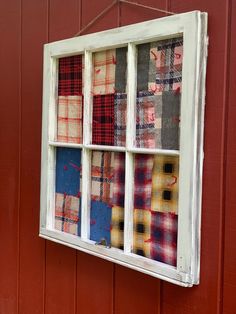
left=57, top=55, right=84, bottom=143
left=135, top=37, right=183, bottom=149
left=55, top=147, right=82, bottom=236
left=90, top=150, right=125, bottom=249
left=92, top=48, right=127, bottom=147
left=132, top=153, right=179, bottom=266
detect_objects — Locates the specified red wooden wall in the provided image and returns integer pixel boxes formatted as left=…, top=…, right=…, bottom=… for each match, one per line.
left=0, top=0, right=235, bottom=313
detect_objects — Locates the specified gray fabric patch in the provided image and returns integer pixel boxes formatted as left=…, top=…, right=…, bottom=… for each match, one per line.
left=115, top=47, right=127, bottom=93
left=161, top=91, right=180, bottom=150
left=137, top=43, right=150, bottom=91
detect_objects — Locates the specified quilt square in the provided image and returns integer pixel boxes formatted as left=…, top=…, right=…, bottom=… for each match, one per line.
left=111, top=206, right=124, bottom=250
left=57, top=96, right=83, bottom=143
left=90, top=200, right=112, bottom=246
left=58, top=55, right=83, bottom=96
left=112, top=152, right=125, bottom=207
left=92, top=94, right=114, bottom=146
left=91, top=151, right=114, bottom=204
left=93, top=49, right=116, bottom=95
left=151, top=155, right=179, bottom=213
left=133, top=209, right=151, bottom=258
left=134, top=154, right=154, bottom=210
left=148, top=37, right=183, bottom=94
left=55, top=147, right=82, bottom=197
left=150, top=212, right=178, bottom=266
left=115, top=47, right=127, bottom=93
left=114, top=93, right=127, bottom=147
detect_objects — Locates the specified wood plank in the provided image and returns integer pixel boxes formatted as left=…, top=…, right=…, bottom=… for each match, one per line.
left=0, top=0, right=21, bottom=313
left=76, top=252, right=114, bottom=314
left=222, top=1, right=236, bottom=313
left=114, top=265, right=160, bottom=314
left=45, top=1, right=79, bottom=313
left=18, top=0, right=48, bottom=313
left=161, top=0, right=228, bottom=314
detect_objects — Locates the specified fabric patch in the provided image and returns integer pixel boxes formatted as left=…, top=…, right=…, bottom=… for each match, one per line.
left=90, top=200, right=112, bottom=245
left=55, top=193, right=80, bottom=236
left=161, top=91, right=180, bottom=150
left=148, top=37, right=183, bottom=94
left=137, top=43, right=150, bottom=91
left=57, top=96, right=83, bottom=143
left=136, top=91, right=156, bottom=148
left=133, top=209, right=151, bottom=258
left=92, top=94, right=114, bottom=146
left=112, top=152, right=125, bottom=207
left=58, top=55, right=83, bottom=96
left=115, top=47, right=127, bottom=93
left=134, top=154, right=154, bottom=210
left=151, top=155, right=179, bottom=213
left=91, top=151, right=114, bottom=204
left=150, top=212, right=178, bottom=266
left=55, top=147, right=82, bottom=197
left=114, top=93, right=127, bottom=147
left=93, top=49, right=116, bottom=95
left=111, top=206, right=124, bottom=250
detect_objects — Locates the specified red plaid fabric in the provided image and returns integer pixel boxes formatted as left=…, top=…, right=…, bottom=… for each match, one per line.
left=134, top=154, right=154, bottom=210
left=112, top=152, right=125, bottom=207
left=57, top=96, right=83, bottom=143
left=55, top=193, right=80, bottom=235
left=92, top=94, right=114, bottom=146
left=91, top=151, right=114, bottom=204
left=150, top=212, right=178, bottom=266
left=58, top=55, right=83, bottom=96
left=93, top=49, right=116, bottom=95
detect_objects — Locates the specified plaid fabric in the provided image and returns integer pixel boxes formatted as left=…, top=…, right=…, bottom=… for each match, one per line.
left=55, top=193, right=80, bottom=235
left=151, top=155, right=179, bottom=213
left=148, top=37, right=183, bottom=94
left=93, top=49, right=116, bottom=95
left=111, top=206, right=124, bottom=250
left=134, top=154, right=154, bottom=210
left=112, top=152, right=125, bottom=207
left=133, top=209, right=151, bottom=258
left=150, top=212, right=178, bottom=266
left=91, top=151, right=114, bottom=204
left=92, top=94, right=114, bottom=146
left=114, top=93, right=127, bottom=147
left=57, top=96, right=83, bottom=143
left=136, top=91, right=157, bottom=148
left=58, top=55, right=83, bottom=96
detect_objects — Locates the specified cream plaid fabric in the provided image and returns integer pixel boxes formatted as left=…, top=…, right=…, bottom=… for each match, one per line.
left=133, top=209, right=151, bottom=258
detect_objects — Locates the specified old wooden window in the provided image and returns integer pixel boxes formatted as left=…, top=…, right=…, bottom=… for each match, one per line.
left=40, top=11, right=208, bottom=286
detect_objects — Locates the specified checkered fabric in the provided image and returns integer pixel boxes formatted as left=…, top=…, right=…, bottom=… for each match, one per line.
left=58, top=55, right=83, bottom=96
left=148, top=37, right=183, bottom=94
left=112, top=152, right=125, bottom=207
left=91, top=151, right=114, bottom=204
left=55, top=193, right=80, bottom=236
left=150, top=212, right=178, bottom=266
left=133, top=209, right=151, bottom=258
left=114, top=93, right=127, bottom=147
left=151, top=155, right=179, bottom=213
left=134, top=154, right=154, bottom=210
left=93, top=49, right=116, bottom=95
left=111, top=206, right=124, bottom=250
left=92, top=94, right=114, bottom=146
left=57, top=96, right=83, bottom=143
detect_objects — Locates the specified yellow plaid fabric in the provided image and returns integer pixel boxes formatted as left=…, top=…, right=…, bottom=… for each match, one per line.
left=111, top=206, right=124, bottom=250
left=133, top=209, right=151, bottom=258
left=151, top=155, right=179, bottom=213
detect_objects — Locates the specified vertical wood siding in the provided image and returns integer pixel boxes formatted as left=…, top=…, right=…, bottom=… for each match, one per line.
left=0, top=0, right=234, bottom=313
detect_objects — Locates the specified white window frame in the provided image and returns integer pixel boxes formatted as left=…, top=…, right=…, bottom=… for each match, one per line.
left=40, top=10, right=208, bottom=287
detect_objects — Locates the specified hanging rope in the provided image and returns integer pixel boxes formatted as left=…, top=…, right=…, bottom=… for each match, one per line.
left=74, top=0, right=175, bottom=37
